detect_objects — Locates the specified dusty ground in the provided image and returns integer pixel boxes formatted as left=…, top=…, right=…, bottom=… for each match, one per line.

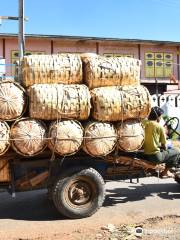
left=89, top=215, right=180, bottom=240
left=0, top=177, right=179, bottom=240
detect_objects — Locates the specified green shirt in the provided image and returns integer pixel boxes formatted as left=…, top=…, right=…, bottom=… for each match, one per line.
left=142, top=119, right=166, bottom=155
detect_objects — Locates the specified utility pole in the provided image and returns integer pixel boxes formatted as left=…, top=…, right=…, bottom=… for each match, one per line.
left=19, top=0, right=25, bottom=61
left=18, top=0, right=25, bottom=82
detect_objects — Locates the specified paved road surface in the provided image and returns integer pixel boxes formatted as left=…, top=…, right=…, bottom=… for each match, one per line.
left=0, top=177, right=179, bottom=239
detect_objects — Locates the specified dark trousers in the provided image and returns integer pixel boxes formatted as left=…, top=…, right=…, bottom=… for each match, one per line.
left=144, top=147, right=180, bottom=168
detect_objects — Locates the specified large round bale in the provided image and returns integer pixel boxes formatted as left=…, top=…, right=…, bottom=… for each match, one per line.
left=48, top=120, right=83, bottom=156
left=0, top=121, right=10, bottom=155
left=0, top=81, right=26, bottom=121
left=11, top=118, right=47, bottom=156
left=83, top=122, right=117, bottom=157
left=22, top=53, right=83, bottom=87
left=28, top=84, right=91, bottom=120
left=117, top=120, right=144, bottom=152
left=82, top=55, right=141, bottom=89
left=91, top=85, right=151, bottom=121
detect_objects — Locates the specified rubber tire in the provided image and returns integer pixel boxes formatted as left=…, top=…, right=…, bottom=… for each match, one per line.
left=175, top=172, right=180, bottom=184
left=52, top=166, right=105, bottom=219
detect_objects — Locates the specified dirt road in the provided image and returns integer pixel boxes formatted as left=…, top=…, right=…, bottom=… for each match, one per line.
left=0, top=177, right=179, bottom=240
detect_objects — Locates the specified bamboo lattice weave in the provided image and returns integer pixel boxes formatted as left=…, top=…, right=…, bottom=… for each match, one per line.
left=0, top=121, right=10, bottom=156
left=29, top=84, right=91, bottom=120
left=0, top=81, right=26, bottom=121
left=11, top=118, right=47, bottom=156
left=22, top=54, right=83, bottom=87
left=117, top=120, right=144, bottom=152
left=91, top=85, right=151, bottom=121
left=82, top=56, right=141, bottom=89
left=48, top=120, right=83, bottom=156
left=83, top=122, right=117, bottom=157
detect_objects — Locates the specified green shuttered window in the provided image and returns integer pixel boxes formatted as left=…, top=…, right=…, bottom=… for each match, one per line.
left=145, top=52, right=173, bottom=78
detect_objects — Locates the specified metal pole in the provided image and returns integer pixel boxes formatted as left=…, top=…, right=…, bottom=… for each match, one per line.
left=19, top=0, right=25, bottom=60
left=18, top=0, right=25, bottom=82
left=155, top=77, right=158, bottom=97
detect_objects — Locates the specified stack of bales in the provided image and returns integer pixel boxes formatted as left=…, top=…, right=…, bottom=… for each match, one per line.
left=22, top=53, right=90, bottom=156
left=82, top=55, right=150, bottom=155
left=0, top=53, right=151, bottom=159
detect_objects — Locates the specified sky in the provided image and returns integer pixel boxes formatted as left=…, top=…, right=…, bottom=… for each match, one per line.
left=0, top=0, right=180, bottom=42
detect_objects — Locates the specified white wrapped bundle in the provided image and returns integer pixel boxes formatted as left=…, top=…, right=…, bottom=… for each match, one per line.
left=83, top=122, right=117, bottom=157
left=117, top=120, right=144, bottom=152
left=0, top=121, right=10, bottom=155
left=48, top=120, right=83, bottom=156
left=28, top=84, right=91, bottom=120
left=0, top=81, right=26, bottom=121
left=91, top=85, right=151, bottom=121
left=22, top=53, right=83, bottom=87
left=82, top=56, right=141, bottom=89
left=11, top=118, right=47, bottom=156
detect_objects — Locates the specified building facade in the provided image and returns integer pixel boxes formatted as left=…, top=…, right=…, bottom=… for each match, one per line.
left=0, top=33, right=180, bottom=94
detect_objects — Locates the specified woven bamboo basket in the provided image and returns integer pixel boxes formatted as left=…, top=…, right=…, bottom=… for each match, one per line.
left=22, top=53, right=83, bottom=87
left=0, top=81, right=27, bottom=121
left=29, top=84, right=91, bottom=120
left=82, top=56, right=141, bottom=89
left=0, top=121, right=10, bottom=156
left=117, top=120, right=144, bottom=152
left=11, top=118, right=47, bottom=156
left=83, top=122, right=117, bottom=157
left=48, top=120, right=83, bottom=156
left=91, top=85, right=151, bottom=122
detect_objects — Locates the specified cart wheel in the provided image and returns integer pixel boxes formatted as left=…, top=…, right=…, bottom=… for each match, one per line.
left=164, top=117, right=179, bottom=138
left=52, top=167, right=105, bottom=219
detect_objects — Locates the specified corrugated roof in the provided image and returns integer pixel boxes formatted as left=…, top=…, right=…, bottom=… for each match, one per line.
left=0, top=33, right=180, bottom=45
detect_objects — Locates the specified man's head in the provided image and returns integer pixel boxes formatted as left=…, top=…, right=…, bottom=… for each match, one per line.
left=148, top=106, right=164, bottom=121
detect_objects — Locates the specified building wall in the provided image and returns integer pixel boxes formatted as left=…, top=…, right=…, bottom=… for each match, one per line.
left=99, top=42, right=139, bottom=58
left=53, top=40, right=97, bottom=54
left=4, top=38, right=51, bottom=76
left=0, top=39, right=3, bottom=58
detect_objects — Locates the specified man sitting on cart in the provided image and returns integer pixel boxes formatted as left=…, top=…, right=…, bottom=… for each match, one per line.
left=143, top=106, right=180, bottom=177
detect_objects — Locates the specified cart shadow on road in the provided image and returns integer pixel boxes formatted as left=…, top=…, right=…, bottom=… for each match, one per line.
left=0, top=182, right=179, bottom=221
left=103, top=181, right=180, bottom=207
left=0, top=189, right=65, bottom=221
